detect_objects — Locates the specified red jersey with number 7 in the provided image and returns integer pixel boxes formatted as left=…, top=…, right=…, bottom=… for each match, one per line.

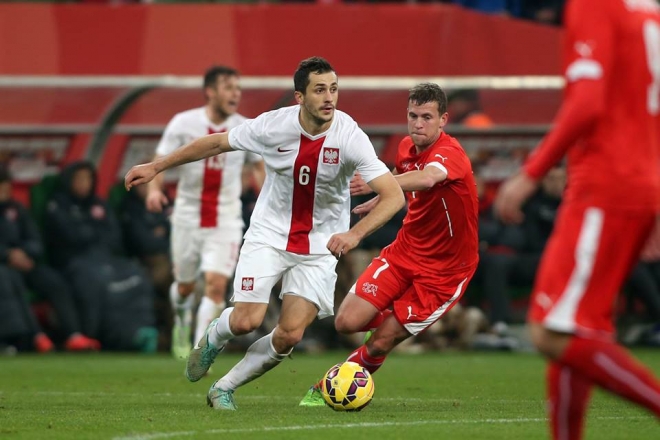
left=390, top=132, right=479, bottom=271
left=524, top=0, right=660, bottom=210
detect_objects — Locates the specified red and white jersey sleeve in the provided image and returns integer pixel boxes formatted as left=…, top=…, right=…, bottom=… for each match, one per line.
left=229, top=105, right=389, bottom=255
left=156, top=107, right=255, bottom=229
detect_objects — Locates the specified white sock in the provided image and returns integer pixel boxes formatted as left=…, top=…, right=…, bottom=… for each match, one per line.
left=195, top=296, right=225, bottom=343
left=209, top=307, right=235, bottom=347
left=169, top=282, right=194, bottom=328
left=215, top=329, right=290, bottom=391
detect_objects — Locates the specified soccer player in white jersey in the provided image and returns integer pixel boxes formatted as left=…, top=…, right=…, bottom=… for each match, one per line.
left=125, top=56, right=405, bottom=411
left=146, top=66, right=265, bottom=359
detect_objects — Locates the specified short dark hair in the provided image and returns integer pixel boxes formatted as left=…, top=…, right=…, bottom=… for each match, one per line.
left=293, top=57, right=335, bottom=94
left=409, top=83, right=448, bottom=114
left=203, top=65, right=239, bottom=90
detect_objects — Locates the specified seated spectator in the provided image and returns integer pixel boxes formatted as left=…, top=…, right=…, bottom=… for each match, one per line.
left=447, top=89, right=494, bottom=128
left=44, top=161, right=158, bottom=352
left=0, top=167, right=99, bottom=351
left=0, top=264, right=53, bottom=353
left=119, top=182, right=173, bottom=347
left=479, top=166, right=565, bottom=334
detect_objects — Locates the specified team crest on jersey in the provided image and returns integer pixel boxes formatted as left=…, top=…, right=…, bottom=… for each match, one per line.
left=322, top=147, right=339, bottom=165
left=241, top=277, right=254, bottom=291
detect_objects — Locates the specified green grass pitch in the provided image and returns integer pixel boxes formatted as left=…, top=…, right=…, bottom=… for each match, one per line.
left=1, top=350, right=658, bottom=439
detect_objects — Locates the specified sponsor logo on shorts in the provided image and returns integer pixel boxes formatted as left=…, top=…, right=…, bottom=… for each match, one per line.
left=362, top=282, right=378, bottom=296
left=241, top=277, right=254, bottom=291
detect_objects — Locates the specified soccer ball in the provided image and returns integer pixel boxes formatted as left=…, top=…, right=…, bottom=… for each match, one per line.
left=320, top=361, right=374, bottom=411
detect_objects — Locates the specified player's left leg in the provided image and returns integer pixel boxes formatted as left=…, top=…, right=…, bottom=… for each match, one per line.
left=195, top=229, right=241, bottom=343
left=350, top=268, right=474, bottom=375
left=209, top=295, right=318, bottom=410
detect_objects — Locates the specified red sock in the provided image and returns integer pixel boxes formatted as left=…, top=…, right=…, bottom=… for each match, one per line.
left=547, top=361, right=593, bottom=440
left=359, top=309, right=392, bottom=332
left=559, top=336, right=660, bottom=418
left=346, top=345, right=386, bottom=375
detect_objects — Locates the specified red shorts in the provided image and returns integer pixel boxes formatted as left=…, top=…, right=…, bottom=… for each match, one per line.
left=351, top=245, right=475, bottom=335
left=528, top=204, right=656, bottom=337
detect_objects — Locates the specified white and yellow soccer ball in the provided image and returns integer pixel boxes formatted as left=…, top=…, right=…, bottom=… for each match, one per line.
left=320, top=361, right=374, bottom=411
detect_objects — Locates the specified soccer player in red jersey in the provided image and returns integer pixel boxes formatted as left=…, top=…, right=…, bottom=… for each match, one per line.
left=300, top=82, right=479, bottom=406
left=495, top=0, right=660, bottom=437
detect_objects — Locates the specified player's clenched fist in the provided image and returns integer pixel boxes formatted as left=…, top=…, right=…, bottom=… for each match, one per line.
left=146, top=190, right=169, bottom=213
left=327, top=231, right=361, bottom=259
left=125, top=163, right=158, bottom=191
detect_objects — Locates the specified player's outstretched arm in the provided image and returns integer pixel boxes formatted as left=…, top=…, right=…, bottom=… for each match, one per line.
left=327, top=172, right=404, bottom=257
left=394, top=165, right=446, bottom=192
left=125, top=132, right=232, bottom=191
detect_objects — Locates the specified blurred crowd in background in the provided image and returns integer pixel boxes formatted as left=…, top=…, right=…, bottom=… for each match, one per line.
left=2, top=85, right=660, bottom=357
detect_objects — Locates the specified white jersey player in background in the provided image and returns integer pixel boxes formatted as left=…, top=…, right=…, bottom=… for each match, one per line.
left=125, top=57, right=405, bottom=411
left=146, top=66, right=265, bottom=359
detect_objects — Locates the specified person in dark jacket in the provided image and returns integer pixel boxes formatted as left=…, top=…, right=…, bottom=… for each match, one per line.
left=479, top=166, right=565, bottom=333
left=0, top=167, right=99, bottom=351
left=44, top=161, right=158, bottom=352
left=119, top=182, right=173, bottom=347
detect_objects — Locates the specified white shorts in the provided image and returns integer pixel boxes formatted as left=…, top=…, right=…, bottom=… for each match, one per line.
left=231, top=240, right=338, bottom=319
left=171, top=224, right=243, bottom=282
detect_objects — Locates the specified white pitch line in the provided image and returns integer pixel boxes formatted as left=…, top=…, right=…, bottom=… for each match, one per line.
left=113, top=416, right=650, bottom=440
left=3, top=391, right=543, bottom=404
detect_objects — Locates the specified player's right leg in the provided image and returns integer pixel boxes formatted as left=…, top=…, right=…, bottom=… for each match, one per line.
left=186, top=240, right=287, bottom=383
left=210, top=295, right=319, bottom=410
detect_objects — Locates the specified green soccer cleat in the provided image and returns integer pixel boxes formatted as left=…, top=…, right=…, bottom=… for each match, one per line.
left=298, top=384, right=325, bottom=407
left=185, top=318, right=224, bottom=382
left=207, top=385, right=237, bottom=411
left=363, top=330, right=374, bottom=344
left=171, top=322, right=191, bottom=360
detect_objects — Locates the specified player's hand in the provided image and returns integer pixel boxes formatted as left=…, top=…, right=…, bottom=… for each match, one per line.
left=350, top=172, right=373, bottom=196
left=494, top=172, right=538, bottom=224
left=352, top=196, right=379, bottom=217
left=146, top=190, right=168, bottom=213
left=125, top=163, right=158, bottom=191
left=327, top=231, right=361, bottom=259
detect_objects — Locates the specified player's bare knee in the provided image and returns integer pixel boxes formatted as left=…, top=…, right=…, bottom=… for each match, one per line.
left=229, top=313, right=261, bottom=336
left=273, top=327, right=304, bottom=351
left=178, top=282, right=195, bottom=297
left=334, top=313, right=361, bottom=335
left=205, top=283, right=227, bottom=304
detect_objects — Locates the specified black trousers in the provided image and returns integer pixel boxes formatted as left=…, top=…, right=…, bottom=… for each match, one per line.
left=479, top=251, right=542, bottom=324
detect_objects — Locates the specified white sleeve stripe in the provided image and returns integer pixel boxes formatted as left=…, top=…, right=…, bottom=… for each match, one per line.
left=427, top=162, right=448, bottom=176
left=565, top=59, right=603, bottom=83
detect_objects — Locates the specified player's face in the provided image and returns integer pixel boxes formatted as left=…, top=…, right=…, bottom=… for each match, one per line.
left=206, top=75, right=241, bottom=117
left=71, top=168, right=94, bottom=199
left=296, top=72, right=338, bottom=127
left=407, top=101, right=448, bottom=149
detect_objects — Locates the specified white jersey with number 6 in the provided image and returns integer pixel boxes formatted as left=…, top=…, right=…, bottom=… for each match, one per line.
left=228, top=105, right=389, bottom=255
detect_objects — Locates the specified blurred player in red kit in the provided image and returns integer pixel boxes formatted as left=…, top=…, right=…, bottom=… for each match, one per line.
left=495, top=0, right=660, bottom=438
left=300, top=82, right=479, bottom=406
